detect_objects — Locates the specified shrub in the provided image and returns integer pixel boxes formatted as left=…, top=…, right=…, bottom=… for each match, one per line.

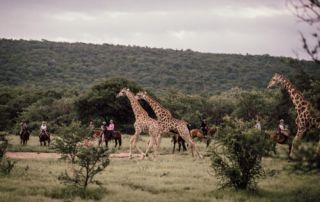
left=289, top=142, right=320, bottom=172
left=0, top=132, right=16, bottom=176
left=58, top=146, right=110, bottom=191
left=51, top=121, right=90, bottom=163
left=210, top=117, right=274, bottom=191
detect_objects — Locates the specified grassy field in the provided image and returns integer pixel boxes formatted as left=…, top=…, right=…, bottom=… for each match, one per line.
left=1, top=135, right=320, bottom=202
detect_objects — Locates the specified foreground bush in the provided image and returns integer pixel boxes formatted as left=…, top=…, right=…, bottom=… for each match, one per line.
left=58, top=146, right=110, bottom=191
left=0, top=132, right=16, bottom=175
left=289, top=142, right=320, bottom=173
left=210, top=117, right=274, bottom=191
left=52, top=121, right=90, bottom=163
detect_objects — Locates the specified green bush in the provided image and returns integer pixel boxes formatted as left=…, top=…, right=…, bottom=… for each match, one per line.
left=51, top=120, right=90, bottom=163
left=210, top=117, right=274, bottom=191
left=289, top=142, right=320, bottom=172
left=0, top=132, right=16, bottom=175
left=58, top=146, right=110, bottom=191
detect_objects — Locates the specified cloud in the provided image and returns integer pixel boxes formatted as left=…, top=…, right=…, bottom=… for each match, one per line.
left=0, top=0, right=314, bottom=59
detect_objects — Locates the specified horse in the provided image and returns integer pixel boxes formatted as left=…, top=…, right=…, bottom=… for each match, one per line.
left=190, top=127, right=217, bottom=147
left=269, top=131, right=293, bottom=157
left=93, top=129, right=122, bottom=149
left=20, top=128, right=30, bottom=145
left=39, top=130, right=50, bottom=146
left=172, top=133, right=187, bottom=153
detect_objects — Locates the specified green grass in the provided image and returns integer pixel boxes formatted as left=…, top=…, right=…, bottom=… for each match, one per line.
left=6, top=135, right=55, bottom=153
left=1, top=135, right=320, bottom=202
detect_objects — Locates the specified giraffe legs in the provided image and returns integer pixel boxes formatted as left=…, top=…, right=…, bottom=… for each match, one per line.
left=129, top=130, right=145, bottom=159
left=289, top=128, right=306, bottom=159
left=178, top=127, right=203, bottom=159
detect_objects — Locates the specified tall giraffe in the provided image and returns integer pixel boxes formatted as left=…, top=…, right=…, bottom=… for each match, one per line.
left=116, top=88, right=160, bottom=159
left=136, top=91, right=203, bottom=158
left=267, top=73, right=320, bottom=158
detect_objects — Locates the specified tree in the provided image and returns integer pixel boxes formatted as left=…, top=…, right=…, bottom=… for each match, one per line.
left=52, top=121, right=90, bottom=163
left=58, top=146, right=110, bottom=192
left=288, top=0, right=320, bottom=63
left=210, top=117, right=274, bottom=191
left=75, top=78, right=144, bottom=133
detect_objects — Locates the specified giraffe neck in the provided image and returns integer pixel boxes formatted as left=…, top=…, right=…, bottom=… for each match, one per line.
left=144, top=94, right=172, bottom=120
left=125, top=91, right=148, bottom=120
left=278, top=76, right=308, bottom=111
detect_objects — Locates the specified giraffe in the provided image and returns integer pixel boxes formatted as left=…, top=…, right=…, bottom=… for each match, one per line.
left=116, top=88, right=160, bottom=159
left=267, top=73, right=320, bottom=158
left=136, top=91, right=203, bottom=159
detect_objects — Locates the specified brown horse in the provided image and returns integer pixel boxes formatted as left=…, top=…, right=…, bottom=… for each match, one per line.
left=269, top=131, right=293, bottom=157
left=93, top=129, right=122, bottom=149
left=190, top=127, right=217, bottom=147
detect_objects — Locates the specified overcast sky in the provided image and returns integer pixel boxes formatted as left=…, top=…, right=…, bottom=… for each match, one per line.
left=0, top=0, right=313, bottom=59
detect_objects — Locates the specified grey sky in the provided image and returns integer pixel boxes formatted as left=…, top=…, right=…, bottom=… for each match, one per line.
left=0, top=0, right=313, bottom=59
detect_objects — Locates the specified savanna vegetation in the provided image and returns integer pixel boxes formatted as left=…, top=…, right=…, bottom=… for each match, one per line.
left=1, top=27, right=320, bottom=201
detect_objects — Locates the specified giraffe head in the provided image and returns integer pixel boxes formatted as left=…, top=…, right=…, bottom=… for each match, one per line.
left=116, top=88, right=130, bottom=98
left=267, top=73, right=282, bottom=89
left=135, top=91, right=147, bottom=100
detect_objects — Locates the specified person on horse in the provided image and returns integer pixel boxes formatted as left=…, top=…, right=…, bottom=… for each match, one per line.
left=100, top=121, right=108, bottom=140
left=106, top=119, right=115, bottom=139
left=200, top=118, right=208, bottom=136
left=255, top=118, right=262, bottom=131
left=40, top=121, right=49, bottom=137
left=20, top=121, right=29, bottom=136
left=277, top=119, right=289, bottom=137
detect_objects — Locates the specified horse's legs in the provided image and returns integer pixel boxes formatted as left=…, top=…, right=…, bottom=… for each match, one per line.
left=206, top=138, right=211, bottom=148
left=181, top=139, right=187, bottom=151
left=105, top=139, right=109, bottom=149
left=172, top=136, right=177, bottom=154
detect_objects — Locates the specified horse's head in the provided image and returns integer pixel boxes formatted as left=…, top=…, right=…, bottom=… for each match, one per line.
left=267, top=73, right=281, bottom=89
left=135, top=91, right=147, bottom=100
left=116, top=88, right=130, bottom=98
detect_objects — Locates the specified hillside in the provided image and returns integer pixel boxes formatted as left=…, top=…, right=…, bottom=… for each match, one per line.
left=0, top=39, right=319, bottom=93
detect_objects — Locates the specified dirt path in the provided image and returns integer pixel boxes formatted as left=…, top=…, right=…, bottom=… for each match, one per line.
left=5, top=152, right=143, bottom=160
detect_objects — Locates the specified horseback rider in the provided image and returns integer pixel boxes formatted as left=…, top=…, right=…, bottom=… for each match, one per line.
left=107, top=119, right=115, bottom=139
left=277, top=119, right=289, bottom=137
left=20, top=121, right=29, bottom=136
left=255, top=118, right=262, bottom=131
left=200, top=118, right=208, bottom=136
left=40, top=121, right=49, bottom=137
left=100, top=121, right=107, bottom=141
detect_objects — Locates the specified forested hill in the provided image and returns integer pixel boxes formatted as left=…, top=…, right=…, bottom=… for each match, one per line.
left=0, top=39, right=319, bottom=93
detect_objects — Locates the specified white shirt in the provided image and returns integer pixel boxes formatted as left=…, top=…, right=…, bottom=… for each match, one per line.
left=40, top=124, right=47, bottom=131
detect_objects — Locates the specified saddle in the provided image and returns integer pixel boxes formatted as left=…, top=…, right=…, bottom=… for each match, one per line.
left=275, top=132, right=288, bottom=144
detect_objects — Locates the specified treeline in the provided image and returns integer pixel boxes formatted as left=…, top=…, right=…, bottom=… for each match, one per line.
left=1, top=71, right=319, bottom=137
left=0, top=39, right=319, bottom=94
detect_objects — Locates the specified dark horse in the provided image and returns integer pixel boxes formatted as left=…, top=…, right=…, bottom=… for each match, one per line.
left=39, top=130, right=50, bottom=146
left=172, top=133, right=187, bottom=153
left=269, top=131, right=293, bottom=157
left=93, top=130, right=122, bottom=149
left=20, top=128, right=30, bottom=145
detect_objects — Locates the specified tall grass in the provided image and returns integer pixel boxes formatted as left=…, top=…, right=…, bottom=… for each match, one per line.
left=1, top=135, right=319, bottom=202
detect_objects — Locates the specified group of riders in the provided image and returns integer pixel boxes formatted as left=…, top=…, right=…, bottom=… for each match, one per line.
left=19, top=121, right=50, bottom=142
left=89, top=119, right=115, bottom=141
left=19, top=117, right=290, bottom=144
